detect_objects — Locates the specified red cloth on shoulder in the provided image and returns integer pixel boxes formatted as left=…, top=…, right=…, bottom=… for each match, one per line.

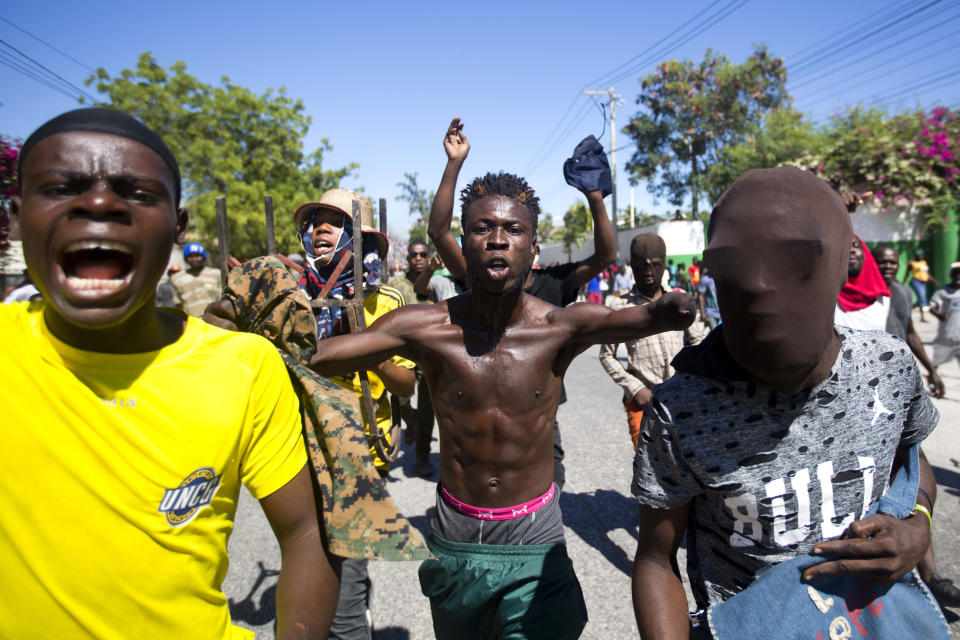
left=837, top=235, right=890, bottom=312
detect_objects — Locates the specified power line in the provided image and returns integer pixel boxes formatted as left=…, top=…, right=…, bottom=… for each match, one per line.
left=584, top=0, right=723, bottom=88
left=0, top=59, right=78, bottom=101
left=0, top=16, right=94, bottom=72
left=0, top=37, right=97, bottom=102
left=789, top=0, right=934, bottom=75
left=0, top=50, right=80, bottom=101
left=602, top=0, right=750, bottom=88
left=806, top=68, right=960, bottom=120
left=588, top=94, right=607, bottom=139
left=790, top=13, right=960, bottom=96
left=787, top=0, right=945, bottom=77
left=798, top=39, right=960, bottom=107
left=606, top=142, right=637, bottom=156
left=870, top=67, right=960, bottom=104
left=525, top=98, right=596, bottom=176
left=786, top=0, right=912, bottom=69
left=523, top=93, right=588, bottom=175
left=523, top=0, right=749, bottom=177
left=790, top=4, right=960, bottom=87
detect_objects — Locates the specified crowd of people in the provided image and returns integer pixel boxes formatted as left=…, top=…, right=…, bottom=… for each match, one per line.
left=1, top=107, right=957, bottom=640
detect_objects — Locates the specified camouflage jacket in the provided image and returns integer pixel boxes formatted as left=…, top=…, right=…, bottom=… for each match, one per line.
left=221, top=256, right=429, bottom=560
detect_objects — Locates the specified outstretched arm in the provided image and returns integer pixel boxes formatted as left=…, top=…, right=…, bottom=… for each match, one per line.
left=309, top=307, right=416, bottom=377
left=633, top=503, right=692, bottom=640
left=563, top=291, right=696, bottom=351
left=261, top=465, right=339, bottom=639
left=570, top=190, right=617, bottom=287
left=428, top=118, right=470, bottom=281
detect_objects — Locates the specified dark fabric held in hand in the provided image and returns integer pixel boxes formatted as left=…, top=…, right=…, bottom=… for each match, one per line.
left=563, top=135, right=612, bottom=197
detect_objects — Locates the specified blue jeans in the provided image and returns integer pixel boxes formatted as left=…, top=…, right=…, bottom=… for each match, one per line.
left=910, top=278, right=929, bottom=307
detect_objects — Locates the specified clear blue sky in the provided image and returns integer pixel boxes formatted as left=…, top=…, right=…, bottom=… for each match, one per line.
left=3, top=0, right=958, bottom=241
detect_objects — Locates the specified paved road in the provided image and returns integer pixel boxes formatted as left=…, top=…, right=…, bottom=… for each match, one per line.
left=223, top=311, right=960, bottom=638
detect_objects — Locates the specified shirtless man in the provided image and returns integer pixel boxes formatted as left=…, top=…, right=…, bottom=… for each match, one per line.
left=429, top=118, right=617, bottom=492
left=311, top=169, right=694, bottom=639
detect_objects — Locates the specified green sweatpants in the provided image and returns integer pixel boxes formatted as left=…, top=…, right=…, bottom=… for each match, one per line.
left=418, top=532, right=588, bottom=640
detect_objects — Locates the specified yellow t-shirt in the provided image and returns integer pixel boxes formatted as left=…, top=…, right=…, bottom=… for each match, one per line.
left=0, top=303, right=305, bottom=640
left=330, top=284, right=415, bottom=471
left=909, top=259, right=930, bottom=282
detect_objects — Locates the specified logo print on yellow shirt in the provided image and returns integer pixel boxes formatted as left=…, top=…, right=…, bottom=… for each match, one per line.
left=158, top=467, right=222, bottom=526
left=102, top=395, right=136, bottom=407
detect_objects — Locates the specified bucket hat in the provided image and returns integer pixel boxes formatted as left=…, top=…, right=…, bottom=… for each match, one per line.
left=294, top=189, right=388, bottom=258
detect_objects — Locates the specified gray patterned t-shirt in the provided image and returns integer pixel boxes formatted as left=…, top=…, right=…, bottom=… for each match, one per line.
left=631, top=326, right=938, bottom=608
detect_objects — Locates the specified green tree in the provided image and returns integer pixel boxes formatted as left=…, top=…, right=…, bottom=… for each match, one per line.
left=792, top=106, right=959, bottom=229
left=396, top=172, right=433, bottom=246
left=624, top=46, right=789, bottom=217
left=703, top=108, right=819, bottom=203
left=87, top=52, right=357, bottom=256
left=396, top=171, right=462, bottom=246
left=396, top=172, right=432, bottom=221
left=537, top=213, right=559, bottom=244
left=560, top=202, right=592, bottom=262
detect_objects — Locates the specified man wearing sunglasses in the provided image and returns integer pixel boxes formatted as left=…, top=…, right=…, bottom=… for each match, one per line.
left=388, top=242, right=457, bottom=306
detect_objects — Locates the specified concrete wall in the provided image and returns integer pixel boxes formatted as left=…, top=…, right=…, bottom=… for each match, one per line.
left=850, top=203, right=925, bottom=243
left=851, top=203, right=929, bottom=282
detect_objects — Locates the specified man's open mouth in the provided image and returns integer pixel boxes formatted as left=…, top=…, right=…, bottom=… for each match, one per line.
left=58, top=240, right=135, bottom=293
left=486, top=257, right=510, bottom=280
left=314, top=240, right=337, bottom=261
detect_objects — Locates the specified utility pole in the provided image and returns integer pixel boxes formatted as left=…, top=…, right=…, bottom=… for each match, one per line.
left=583, top=87, right=620, bottom=251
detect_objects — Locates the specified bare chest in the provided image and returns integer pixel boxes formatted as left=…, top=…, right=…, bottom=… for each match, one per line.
left=416, top=323, right=567, bottom=410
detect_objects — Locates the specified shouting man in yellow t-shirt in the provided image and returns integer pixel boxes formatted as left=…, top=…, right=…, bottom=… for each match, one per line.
left=4, top=108, right=337, bottom=640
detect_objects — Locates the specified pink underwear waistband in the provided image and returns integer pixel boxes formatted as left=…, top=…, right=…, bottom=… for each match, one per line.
left=439, top=483, right=556, bottom=521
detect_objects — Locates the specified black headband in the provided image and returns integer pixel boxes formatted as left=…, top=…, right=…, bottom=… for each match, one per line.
left=18, top=108, right=182, bottom=207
